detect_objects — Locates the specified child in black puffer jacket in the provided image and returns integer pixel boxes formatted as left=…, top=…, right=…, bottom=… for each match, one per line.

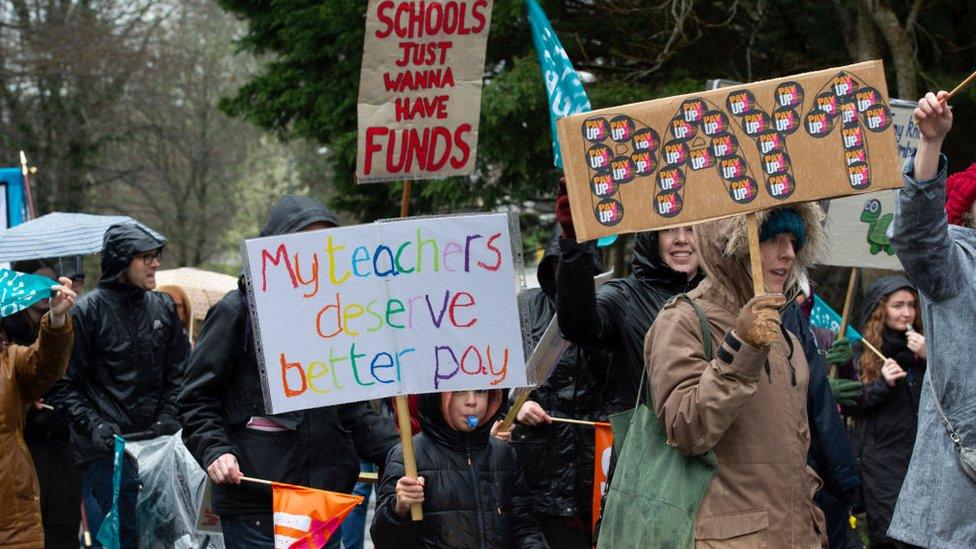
left=371, top=389, right=545, bottom=549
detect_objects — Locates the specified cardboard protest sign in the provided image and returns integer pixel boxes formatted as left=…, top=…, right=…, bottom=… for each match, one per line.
left=556, top=60, right=901, bottom=241
left=821, top=98, right=917, bottom=270
left=243, top=213, right=530, bottom=414
left=356, top=0, right=493, bottom=183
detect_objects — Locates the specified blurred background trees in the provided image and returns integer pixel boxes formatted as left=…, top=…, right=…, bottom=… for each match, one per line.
left=0, top=0, right=973, bottom=272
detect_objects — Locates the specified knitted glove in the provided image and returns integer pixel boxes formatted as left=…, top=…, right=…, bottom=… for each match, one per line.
left=829, top=378, right=864, bottom=406
left=825, top=338, right=853, bottom=365
left=734, top=294, right=786, bottom=349
left=556, top=177, right=576, bottom=240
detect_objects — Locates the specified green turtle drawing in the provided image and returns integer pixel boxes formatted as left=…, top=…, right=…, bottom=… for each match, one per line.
left=860, top=198, right=894, bottom=255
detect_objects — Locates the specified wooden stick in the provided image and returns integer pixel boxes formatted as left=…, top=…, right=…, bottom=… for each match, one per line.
left=860, top=337, right=887, bottom=361
left=838, top=267, right=859, bottom=340
left=746, top=213, right=765, bottom=296
left=19, top=151, right=36, bottom=220
left=394, top=394, right=422, bottom=520
left=80, top=501, right=92, bottom=547
left=498, top=389, right=531, bottom=432
left=358, top=471, right=379, bottom=483
left=400, top=180, right=412, bottom=218
left=947, top=68, right=976, bottom=100
left=38, top=403, right=54, bottom=411
left=550, top=416, right=601, bottom=426
left=395, top=179, right=423, bottom=520
left=242, top=472, right=379, bottom=485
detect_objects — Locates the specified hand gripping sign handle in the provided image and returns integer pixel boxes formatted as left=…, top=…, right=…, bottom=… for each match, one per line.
left=396, top=179, right=424, bottom=521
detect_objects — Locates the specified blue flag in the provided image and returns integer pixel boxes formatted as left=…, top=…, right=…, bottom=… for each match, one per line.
left=97, top=436, right=126, bottom=549
left=810, top=295, right=862, bottom=342
left=0, top=269, right=55, bottom=318
left=0, top=167, right=26, bottom=228
left=527, top=0, right=617, bottom=247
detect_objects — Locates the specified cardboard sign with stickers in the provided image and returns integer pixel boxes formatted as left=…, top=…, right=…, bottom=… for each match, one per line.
left=556, top=60, right=901, bottom=241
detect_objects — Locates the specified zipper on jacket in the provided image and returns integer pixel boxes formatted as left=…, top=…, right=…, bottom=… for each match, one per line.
left=467, top=444, right=488, bottom=549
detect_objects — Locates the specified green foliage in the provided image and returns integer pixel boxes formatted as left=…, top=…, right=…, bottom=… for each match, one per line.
left=216, top=0, right=976, bottom=225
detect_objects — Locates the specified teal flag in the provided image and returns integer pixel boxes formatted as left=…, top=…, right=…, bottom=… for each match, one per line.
left=0, top=269, right=54, bottom=318
left=527, top=0, right=617, bottom=247
left=97, top=436, right=126, bottom=549
left=811, top=295, right=862, bottom=342
left=527, top=0, right=590, bottom=169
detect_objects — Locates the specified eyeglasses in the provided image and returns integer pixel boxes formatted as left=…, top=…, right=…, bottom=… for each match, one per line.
left=134, top=250, right=163, bottom=265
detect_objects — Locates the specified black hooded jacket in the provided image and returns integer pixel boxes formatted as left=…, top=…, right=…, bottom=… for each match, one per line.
left=510, top=228, right=610, bottom=524
left=371, top=390, right=545, bottom=549
left=177, top=196, right=397, bottom=517
left=555, top=233, right=703, bottom=412
left=849, top=275, right=925, bottom=544
left=49, top=223, right=188, bottom=464
left=782, top=301, right=861, bottom=497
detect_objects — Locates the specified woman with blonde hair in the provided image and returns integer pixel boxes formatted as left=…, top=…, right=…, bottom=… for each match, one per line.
left=850, top=275, right=926, bottom=548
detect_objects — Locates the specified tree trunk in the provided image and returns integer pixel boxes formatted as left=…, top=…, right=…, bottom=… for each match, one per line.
left=865, top=0, right=921, bottom=99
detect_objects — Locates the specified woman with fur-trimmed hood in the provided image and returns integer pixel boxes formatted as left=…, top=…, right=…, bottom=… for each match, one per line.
left=645, top=204, right=828, bottom=548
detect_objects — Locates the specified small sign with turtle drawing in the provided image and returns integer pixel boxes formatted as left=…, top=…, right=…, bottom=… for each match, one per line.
left=859, top=197, right=894, bottom=255
left=824, top=190, right=902, bottom=270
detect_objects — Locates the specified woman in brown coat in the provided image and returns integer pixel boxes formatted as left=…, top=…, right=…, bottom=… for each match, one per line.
left=645, top=205, right=828, bottom=548
left=0, top=276, right=77, bottom=548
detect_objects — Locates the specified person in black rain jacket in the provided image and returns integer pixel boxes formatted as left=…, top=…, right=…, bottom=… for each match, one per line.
left=371, top=389, right=545, bottom=549
left=511, top=227, right=610, bottom=547
left=555, top=183, right=703, bottom=412
left=178, top=195, right=397, bottom=548
left=49, top=223, right=188, bottom=548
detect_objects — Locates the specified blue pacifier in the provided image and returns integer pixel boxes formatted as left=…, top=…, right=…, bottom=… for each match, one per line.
left=466, top=415, right=479, bottom=428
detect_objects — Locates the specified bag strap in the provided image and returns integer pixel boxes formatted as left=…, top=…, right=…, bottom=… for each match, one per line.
left=928, top=372, right=964, bottom=449
left=634, top=293, right=713, bottom=410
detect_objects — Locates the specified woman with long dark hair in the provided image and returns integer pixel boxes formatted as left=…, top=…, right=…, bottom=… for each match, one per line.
left=851, top=275, right=926, bottom=548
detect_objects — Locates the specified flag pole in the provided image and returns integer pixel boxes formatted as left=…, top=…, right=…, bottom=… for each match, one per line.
left=838, top=268, right=858, bottom=339
left=550, top=416, right=602, bottom=427
left=946, top=68, right=976, bottom=100
left=242, top=471, right=378, bottom=486
left=19, top=151, right=36, bottom=220
left=395, top=179, right=423, bottom=521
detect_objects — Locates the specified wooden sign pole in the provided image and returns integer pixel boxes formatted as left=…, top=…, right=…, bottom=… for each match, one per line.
left=746, top=213, right=765, bottom=296
left=396, top=180, right=423, bottom=521
left=498, top=389, right=530, bottom=432
left=838, top=268, right=859, bottom=340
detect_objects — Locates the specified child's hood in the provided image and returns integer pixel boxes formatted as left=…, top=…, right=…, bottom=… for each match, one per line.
left=417, top=389, right=506, bottom=449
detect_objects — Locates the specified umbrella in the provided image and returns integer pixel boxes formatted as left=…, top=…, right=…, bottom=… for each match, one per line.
left=154, top=267, right=237, bottom=324
left=0, top=212, right=163, bottom=262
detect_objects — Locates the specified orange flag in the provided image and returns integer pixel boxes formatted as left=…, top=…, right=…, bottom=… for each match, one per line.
left=591, top=421, right=613, bottom=536
left=272, top=482, right=363, bottom=549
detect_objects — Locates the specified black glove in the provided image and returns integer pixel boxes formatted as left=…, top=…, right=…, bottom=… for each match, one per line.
left=150, top=416, right=181, bottom=438
left=91, top=421, right=120, bottom=452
